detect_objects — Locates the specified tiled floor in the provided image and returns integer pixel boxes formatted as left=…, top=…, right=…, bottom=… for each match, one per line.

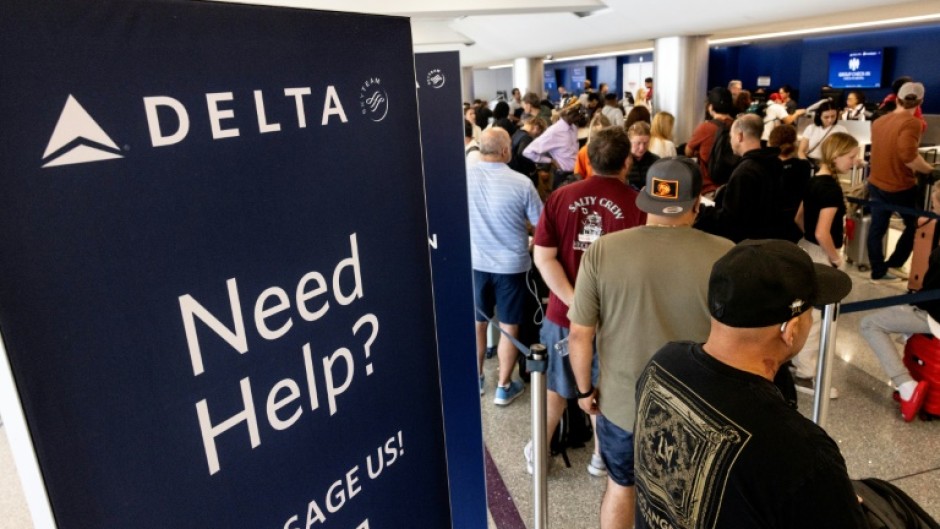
left=1, top=264, right=938, bottom=529
left=0, top=421, right=32, bottom=529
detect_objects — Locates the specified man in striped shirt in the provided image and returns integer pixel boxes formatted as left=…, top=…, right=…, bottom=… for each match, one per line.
left=468, top=127, right=544, bottom=405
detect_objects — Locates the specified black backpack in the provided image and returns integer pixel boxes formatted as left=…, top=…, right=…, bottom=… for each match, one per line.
left=747, top=101, right=768, bottom=119
left=550, top=399, right=593, bottom=467
left=707, top=119, right=740, bottom=187
left=853, top=478, right=940, bottom=529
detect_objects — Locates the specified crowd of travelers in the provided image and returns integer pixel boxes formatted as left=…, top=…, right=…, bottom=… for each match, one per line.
left=464, top=75, right=935, bottom=529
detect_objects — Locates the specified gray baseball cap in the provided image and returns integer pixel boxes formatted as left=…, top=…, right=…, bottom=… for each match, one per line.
left=635, top=157, right=702, bottom=216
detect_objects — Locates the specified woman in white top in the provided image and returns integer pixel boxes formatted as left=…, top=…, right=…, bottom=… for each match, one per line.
left=649, top=111, right=677, bottom=158
left=798, top=101, right=847, bottom=162
left=841, top=90, right=868, bottom=121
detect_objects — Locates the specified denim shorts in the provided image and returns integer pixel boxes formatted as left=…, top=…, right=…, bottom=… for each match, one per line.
left=541, top=319, right=598, bottom=399
left=473, top=270, right=527, bottom=325
left=596, top=414, right=635, bottom=486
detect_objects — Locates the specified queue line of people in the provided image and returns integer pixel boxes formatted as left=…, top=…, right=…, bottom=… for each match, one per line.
left=464, top=78, right=935, bottom=529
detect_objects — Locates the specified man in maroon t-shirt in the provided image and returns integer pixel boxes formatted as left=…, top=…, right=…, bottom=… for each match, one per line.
left=685, top=87, right=736, bottom=194
left=527, top=127, right=646, bottom=476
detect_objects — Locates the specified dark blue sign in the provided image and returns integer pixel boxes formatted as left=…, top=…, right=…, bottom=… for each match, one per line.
left=544, top=70, right=558, bottom=94
left=571, top=67, right=587, bottom=91
left=828, top=49, right=884, bottom=89
left=415, top=51, right=487, bottom=529
left=0, top=1, right=451, bottom=528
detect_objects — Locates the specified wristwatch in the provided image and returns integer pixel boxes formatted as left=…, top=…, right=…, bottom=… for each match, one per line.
left=575, top=386, right=594, bottom=399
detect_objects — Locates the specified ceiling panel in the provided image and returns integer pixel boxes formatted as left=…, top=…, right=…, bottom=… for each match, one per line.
left=208, top=0, right=940, bottom=66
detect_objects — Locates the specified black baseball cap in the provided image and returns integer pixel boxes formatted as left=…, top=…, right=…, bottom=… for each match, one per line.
left=707, top=86, right=735, bottom=115
left=708, top=240, right=853, bottom=328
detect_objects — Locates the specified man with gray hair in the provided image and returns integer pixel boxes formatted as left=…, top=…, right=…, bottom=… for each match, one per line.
left=727, top=79, right=743, bottom=100
left=695, top=114, right=792, bottom=243
left=468, top=127, right=543, bottom=405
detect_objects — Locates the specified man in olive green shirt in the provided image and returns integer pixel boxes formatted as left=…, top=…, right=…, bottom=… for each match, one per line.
left=568, top=157, right=732, bottom=529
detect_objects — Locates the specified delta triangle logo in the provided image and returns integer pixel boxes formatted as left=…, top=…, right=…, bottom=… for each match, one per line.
left=41, top=95, right=123, bottom=168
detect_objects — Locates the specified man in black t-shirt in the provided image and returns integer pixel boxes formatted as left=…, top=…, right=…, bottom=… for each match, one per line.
left=634, top=240, right=866, bottom=529
left=695, top=114, right=792, bottom=243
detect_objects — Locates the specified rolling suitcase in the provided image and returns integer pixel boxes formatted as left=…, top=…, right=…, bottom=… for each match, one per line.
left=845, top=212, right=876, bottom=272
left=909, top=218, right=937, bottom=291
left=910, top=168, right=940, bottom=290
left=902, top=334, right=940, bottom=417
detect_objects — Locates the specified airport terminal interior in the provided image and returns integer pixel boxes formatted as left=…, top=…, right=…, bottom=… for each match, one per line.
left=2, top=258, right=939, bottom=528
left=3, top=0, right=940, bottom=528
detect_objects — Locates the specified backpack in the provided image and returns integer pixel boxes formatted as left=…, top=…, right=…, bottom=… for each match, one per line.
left=746, top=101, right=768, bottom=119
left=707, top=119, right=740, bottom=186
left=508, top=132, right=535, bottom=176
left=549, top=398, right=593, bottom=467
left=852, top=478, right=940, bottom=529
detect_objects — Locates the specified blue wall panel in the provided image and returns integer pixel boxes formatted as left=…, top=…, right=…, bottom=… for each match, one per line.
left=709, top=23, right=940, bottom=113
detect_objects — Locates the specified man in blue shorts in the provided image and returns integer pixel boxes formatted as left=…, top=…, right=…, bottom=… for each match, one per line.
left=468, top=127, right=543, bottom=405
left=529, top=126, right=646, bottom=476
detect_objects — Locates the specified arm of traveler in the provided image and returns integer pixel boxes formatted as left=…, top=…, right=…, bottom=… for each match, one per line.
left=523, top=123, right=561, bottom=164
left=782, top=108, right=805, bottom=125
left=797, top=136, right=810, bottom=159
left=814, top=207, right=842, bottom=267
left=794, top=201, right=805, bottom=233
left=684, top=121, right=710, bottom=158
left=568, top=322, right=599, bottom=415
left=533, top=245, right=574, bottom=306
left=906, top=154, right=935, bottom=175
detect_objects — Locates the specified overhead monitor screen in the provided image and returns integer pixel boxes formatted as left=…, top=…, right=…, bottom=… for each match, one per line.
left=828, top=49, right=884, bottom=89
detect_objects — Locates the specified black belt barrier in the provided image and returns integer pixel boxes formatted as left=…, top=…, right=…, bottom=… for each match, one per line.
left=841, top=288, right=940, bottom=314
left=846, top=196, right=940, bottom=221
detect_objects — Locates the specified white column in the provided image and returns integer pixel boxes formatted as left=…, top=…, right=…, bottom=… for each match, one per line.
left=461, top=66, right=474, bottom=103
left=513, top=58, right=545, bottom=97
left=653, top=36, right=709, bottom=145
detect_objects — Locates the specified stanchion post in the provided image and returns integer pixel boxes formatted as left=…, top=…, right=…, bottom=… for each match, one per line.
left=812, top=303, right=840, bottom=426
left=528, top=344, right=548, bottom=529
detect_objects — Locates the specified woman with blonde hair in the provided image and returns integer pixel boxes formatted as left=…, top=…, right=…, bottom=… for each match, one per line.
left=795, top=131, right=858, bottom=268
left=649, top=111, right=677, bottom=158
left=792, top=132, right=859, bottom=397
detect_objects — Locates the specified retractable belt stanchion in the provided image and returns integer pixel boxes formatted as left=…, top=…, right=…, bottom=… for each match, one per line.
left=812, top=303, right=840, bottom=427
left=808, top=285, right=940, bottom=427
left=528, top=344, right=548, bottom=529
left=476, top=309, right=549, bottom=529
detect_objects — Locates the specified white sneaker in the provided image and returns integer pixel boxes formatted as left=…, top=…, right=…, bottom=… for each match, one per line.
left=524, top=440, right=534, bottom=475
left=523, top=440, right=553, bottom=475
left=587, top=453, right=607, bottom=477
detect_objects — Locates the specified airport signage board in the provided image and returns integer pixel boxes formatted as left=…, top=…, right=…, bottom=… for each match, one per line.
left=415, top=51, right=487, bottom=529
left=828, top=49, right=884, bottom=89
left=0, top=1, right=452, bottom=527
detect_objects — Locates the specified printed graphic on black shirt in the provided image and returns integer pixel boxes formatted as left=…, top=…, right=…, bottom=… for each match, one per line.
left=635, top=364, right=751, bottom=529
